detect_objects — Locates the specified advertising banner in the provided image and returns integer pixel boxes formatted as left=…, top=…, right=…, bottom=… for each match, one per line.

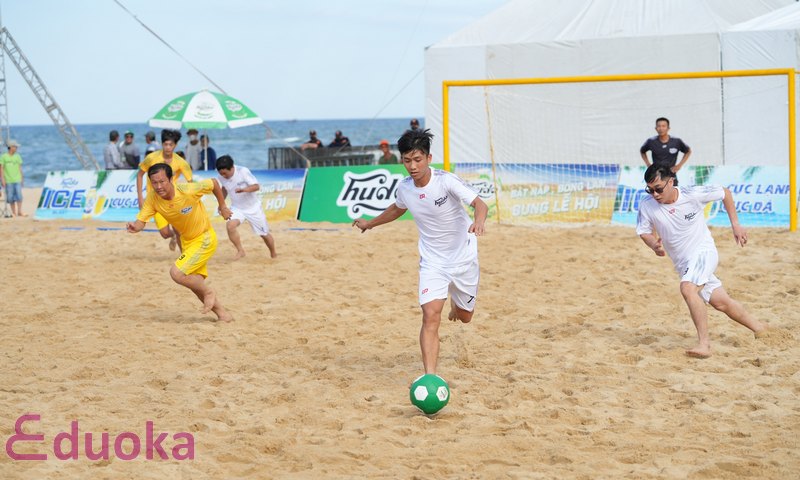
left=453, top=164, right=498, bottom=221
left=476, top=164, right=620, bottom=224
left=51, top=168, right=306, bottom=223
left=299, top=164, right=424, bottom=223
left=86, top=170, right=143, bottom=222
left=612, top=165, right=791, bottom=227
left=194, top=169, right=306, bottom=222
left=35, top=170, right=98, bottom=220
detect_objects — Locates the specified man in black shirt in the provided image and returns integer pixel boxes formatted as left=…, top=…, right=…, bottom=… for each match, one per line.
left=640, top=117, right=692, bottom=171
left=328, top=130, right=351, bottom=148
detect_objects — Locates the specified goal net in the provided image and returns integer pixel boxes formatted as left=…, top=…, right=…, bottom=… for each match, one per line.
left=443, top=70, right=796, bottom=229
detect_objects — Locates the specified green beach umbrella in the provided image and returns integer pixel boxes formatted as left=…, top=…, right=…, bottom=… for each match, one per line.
left=148, top=89, right=263, bottom=130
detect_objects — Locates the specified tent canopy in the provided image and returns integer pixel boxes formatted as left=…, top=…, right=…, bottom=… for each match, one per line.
left=425, top=0, right=794, bottom=168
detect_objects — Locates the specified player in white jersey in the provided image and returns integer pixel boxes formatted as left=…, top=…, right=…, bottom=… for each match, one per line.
left=216, top=155, right=277, bottom=260
left=353, top=129, right=488, bottom=374
left=636, top=165, right=767, bottom=358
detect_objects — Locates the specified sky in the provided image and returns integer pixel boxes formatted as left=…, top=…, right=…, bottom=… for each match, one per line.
left=1, top=0, right=508, bottom=126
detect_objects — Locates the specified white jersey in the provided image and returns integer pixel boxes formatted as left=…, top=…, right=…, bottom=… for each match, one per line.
left=395, top=167, right=479, bottom=267
left=217, top=166, right=262, bottom=213
left=636, top=185, right=725, bottom=271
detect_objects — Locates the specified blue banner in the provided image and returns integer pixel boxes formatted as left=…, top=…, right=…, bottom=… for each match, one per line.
left=35, top=170, right=99, bottom=220
left=612, top=165, right=792, bottom=227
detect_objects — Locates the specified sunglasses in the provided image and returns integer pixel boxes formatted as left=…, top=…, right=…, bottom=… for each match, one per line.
left=645, top=178, right=671, bottom=195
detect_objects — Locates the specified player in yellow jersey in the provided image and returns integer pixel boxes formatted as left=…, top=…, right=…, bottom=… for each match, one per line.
left=127, top=163, right=234, bottom=322
left=137, top=129, right=193, bottom=252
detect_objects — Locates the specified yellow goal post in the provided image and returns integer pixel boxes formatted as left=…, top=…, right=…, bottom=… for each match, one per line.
left=442, top=68, right=797, bottom=231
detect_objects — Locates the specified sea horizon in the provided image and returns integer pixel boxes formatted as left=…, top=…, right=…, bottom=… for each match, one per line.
left=7, top=117, right=422, bottom=187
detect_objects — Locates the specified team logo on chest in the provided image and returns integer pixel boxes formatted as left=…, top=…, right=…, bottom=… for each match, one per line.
left=684, top=211, right=697, bottom=221
left=181, top=206, right=193, bottom=214
left=434, top=195, right=448, bottom=207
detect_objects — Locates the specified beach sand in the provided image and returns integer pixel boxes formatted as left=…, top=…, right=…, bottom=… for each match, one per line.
left=0, top=187, right=798, bottom=478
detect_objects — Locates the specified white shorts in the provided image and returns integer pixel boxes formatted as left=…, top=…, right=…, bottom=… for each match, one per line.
left=418, top=260, right=480, bottom=311
left=678, top=249, right=722, bottom=303
left=230, top=206, right=270, bottom=236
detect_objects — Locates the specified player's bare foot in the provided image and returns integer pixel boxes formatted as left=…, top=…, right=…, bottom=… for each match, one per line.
left=233, top=250, right=246, bottom=260
left=753, top=324, right=770, bottom=338
left=169, top=236, right=177, bottom=251
left=686, top=344, right=711, bottom=358
left=447, top=299, right=458, bottom=322
left=202, top=290, right=216, bottom=314
left=270, top=252, right=278, bottom=259
left=216, top=311, right=234, bottom=323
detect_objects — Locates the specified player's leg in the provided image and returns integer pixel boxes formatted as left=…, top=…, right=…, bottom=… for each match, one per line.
left=227, top=208, right=247, bottom=259
left=261, top=234, right=277, bottom=258
left=447, top=260, right=479, bottom=323
left=247, top=211, right=277, bottom=258
left=226, top=220, right=245, bottom=259
left=172, top=229, right=232, bottom=322
left=680, top=281, right=711, bottom=358
left=708, top=285, right=767, bottom=335
left=418, top=265, right=450, bottom=374
left=681, top=281, right=711, bottom=357
left=154, top=213, right=180, bottom=251
left=420, top=299, right=446, bottom=374
left=680, top=250, right=723, bottom=358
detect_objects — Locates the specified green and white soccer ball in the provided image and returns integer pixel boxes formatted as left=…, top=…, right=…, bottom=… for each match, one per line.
left=410, top=374, right=450, bottom=415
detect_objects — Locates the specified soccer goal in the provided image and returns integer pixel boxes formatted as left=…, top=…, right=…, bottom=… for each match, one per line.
left=442, top=69, right=797, bottom=230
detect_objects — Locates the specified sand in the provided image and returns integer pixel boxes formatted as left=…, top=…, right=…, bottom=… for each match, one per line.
left=0, top=188, right=798, bottom=479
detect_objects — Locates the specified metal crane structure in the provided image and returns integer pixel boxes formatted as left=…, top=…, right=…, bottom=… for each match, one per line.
left=0, top=26, right=99, bottom=170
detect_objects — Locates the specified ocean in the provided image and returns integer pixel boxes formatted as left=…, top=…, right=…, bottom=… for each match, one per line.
left=10, top=118, right=419, bottom=187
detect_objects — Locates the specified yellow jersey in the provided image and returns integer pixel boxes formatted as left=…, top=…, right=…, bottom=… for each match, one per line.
left=140, top=151, right=193, bottom=195
left=137, top=179, right=214, bottom=242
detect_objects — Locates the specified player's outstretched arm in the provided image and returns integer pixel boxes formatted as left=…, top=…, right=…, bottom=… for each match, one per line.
left=469, top=197, right=488, bottom=236
left=127, top=220, right=146, bottom=233
left=211, top=179, right=232, bottom=220
left=640, top=152, right=651, bottom=167
left=352, top=203, right=407, bottom=233
left=639, top=233, right=666, bottom=256
left=722, top=187, right=747, bottom=247
left=235, top=183, right=260, bottom=194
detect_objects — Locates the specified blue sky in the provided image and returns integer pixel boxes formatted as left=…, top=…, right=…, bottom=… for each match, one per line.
left=2, top=0, right=507, bottom=125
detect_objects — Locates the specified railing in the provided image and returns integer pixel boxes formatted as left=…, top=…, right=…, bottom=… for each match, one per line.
left=268, top=144, right=393, bottom=169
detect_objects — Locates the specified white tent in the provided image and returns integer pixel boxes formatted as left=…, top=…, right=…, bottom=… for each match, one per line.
left=722, top=2, right=800, bottom=166
left=424, top=0, right=794, bottom=167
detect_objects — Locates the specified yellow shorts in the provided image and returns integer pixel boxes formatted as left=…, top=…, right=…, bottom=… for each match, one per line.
left=175, top=228, right=217, bottom=277
left=155, top=212, right=169, bottom=230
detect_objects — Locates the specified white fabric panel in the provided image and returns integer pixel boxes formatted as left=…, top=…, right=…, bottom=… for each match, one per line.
left=722, top=30, right=795, bottom=166
left=426, top=0, right=794, bottom=168
left=729, top=2, right=800, bottom=31
left=435, top=0, right=793, bottom=46
left=424, top=45, right=488, bottom=165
